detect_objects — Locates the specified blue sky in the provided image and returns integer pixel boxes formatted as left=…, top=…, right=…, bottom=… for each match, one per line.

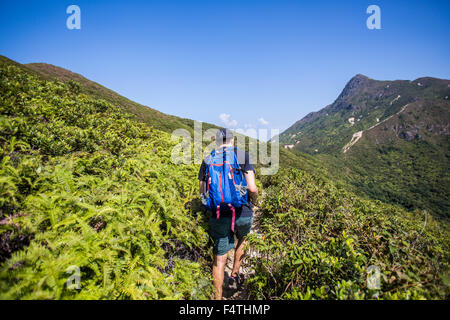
left=1, top=0, right=449, bottom=139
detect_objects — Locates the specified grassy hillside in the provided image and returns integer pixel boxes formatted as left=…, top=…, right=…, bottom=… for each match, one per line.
left=0, top=55, right=220, bottom=136
left=24, top=62, right=218, bottom=135
left=1, top=59, right=448, bottom=300
left=339, top=99, right=450, bottom=215
left=278, top=74, right=450, bottom=217
left=0, top=63, right=214, bottom=299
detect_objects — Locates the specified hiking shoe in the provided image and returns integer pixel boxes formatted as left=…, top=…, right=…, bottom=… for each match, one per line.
left=228, top=274, right=239, bottom=289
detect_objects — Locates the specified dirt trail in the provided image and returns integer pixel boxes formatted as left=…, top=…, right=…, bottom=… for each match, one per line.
left=342, top=130, right=363, bottom=153
left=222, top=205, right=263, bottom=300
left=342, top=103, right=411, bottom=153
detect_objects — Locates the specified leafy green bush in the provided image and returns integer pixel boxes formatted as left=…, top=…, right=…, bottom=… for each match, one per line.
left=246, top=169, right=449, bottom=299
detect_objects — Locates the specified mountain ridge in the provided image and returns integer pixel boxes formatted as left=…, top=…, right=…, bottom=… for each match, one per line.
left=24, top=61, right=215, bottom=134
left=0, top=55, right=221, bottom=136
left=280, top=74, right=449, bottom=151
left=279, top=74, right=450, bottom=217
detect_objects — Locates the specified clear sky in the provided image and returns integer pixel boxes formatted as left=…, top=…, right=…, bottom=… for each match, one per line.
left=1, top=0, right=449, bottom=139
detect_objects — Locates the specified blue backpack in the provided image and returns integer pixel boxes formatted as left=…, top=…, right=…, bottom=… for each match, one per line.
left=203, top=147, right=248, bottom=231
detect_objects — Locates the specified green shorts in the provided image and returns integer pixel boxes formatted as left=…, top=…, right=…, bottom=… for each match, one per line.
left=209, top=215, right=253, bottom=256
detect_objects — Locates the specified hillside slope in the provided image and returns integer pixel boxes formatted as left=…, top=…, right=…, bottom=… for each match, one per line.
left=0, top=59, right=448, bottom=300
left=4, top=56, right=323, bottom=179
left=248, top=168, right=449, bottom=299
left=0, top=55, right=222, bottom=136
left=24, top=62, right=217, bottom=135
left=0, top=62, right=214, bottom=299
left=278, top=74, right=450, bottom=217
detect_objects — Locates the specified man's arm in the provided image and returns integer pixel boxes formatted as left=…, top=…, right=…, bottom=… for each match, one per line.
left=199, top=160, right=206, bottom=195
left=244, top=170, right=258, bottom=205
left=199, top=180, right=206, bottom=194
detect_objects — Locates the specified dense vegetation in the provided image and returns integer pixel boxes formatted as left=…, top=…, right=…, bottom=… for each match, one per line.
left=0, top=64, right=213, bottom=299
left=247, top=169, right=449, bottom=299
left=0, top=58, right=448, bottom=300
left=336, top=100, right=449, bottom=216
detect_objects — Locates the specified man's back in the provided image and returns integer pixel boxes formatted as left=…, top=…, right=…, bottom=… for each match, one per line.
left=198, top=147, right=254, bottom=217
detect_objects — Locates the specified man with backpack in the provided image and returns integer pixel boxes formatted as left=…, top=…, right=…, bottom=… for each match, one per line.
left=198, top=128, right=258, bottom=300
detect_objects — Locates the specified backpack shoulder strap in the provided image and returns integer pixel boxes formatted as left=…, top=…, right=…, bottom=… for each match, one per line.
left=205, top=153, right=214, bottom=167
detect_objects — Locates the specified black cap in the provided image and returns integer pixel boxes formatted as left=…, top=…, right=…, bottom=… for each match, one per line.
left=215, top=128, right=234, bottom=143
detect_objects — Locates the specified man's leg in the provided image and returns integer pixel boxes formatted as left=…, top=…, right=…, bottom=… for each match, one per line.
left=231, top=216, right=253, bottom=278
left=231, top=237, right=247, bottom=277
left=209, top=216, right=235, bottom=300
left=212, top=253, right=228, bottom=300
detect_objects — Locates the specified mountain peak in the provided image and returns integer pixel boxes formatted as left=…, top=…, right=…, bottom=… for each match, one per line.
left=352, top=73, right=369, bottom=79
left=347, top=73, right=370, bottom=87
left=337, top=74, right=371, bottom=101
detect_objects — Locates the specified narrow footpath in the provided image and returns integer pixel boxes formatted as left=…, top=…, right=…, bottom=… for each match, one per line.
left=222, top=204, right=263, bottom=300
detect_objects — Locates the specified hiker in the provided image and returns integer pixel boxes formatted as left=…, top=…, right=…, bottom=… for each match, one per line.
left=198, top=128, right=258, bottom=300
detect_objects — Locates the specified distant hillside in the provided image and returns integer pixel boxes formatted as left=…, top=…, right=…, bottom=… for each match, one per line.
left=24, top=62, right=220, bottom=135
left=279, top=74, right=450, bottom=154
left=278, top=74, right=450, bottom=217
left=0, top=55, right=222, bottom=136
